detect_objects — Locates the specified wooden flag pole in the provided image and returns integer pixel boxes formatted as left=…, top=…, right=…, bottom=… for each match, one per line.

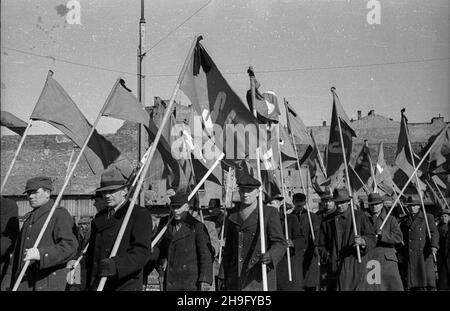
left=218, top=167, right=234, bottom=265
left=275, top=123, right=293, bottom=281
left=96, top=35, right=200, bottom=291
left=432, top=178, right=450, bottom=210
left=379, top=124, right=449, bottom=231
left=332, top=87, right=361, bottom=263
left=12, top=70, right=112, bottom=291
left=67, top=242, right=90, bottom=285
left=248, top=66, right=268, bottom=291
left=310, top=129, right=327, bottom=178
left=1, top=121, right=33, bottom=194
left=426, top=180, right=444, bottom=209
left=366, top=141, right=378, bottom=193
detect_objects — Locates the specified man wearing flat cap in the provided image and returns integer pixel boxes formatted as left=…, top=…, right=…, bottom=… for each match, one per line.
left=437, top=208, right=450, bottom=290
left=361, top=193, right=403, bottom=291
left=158, top=192, right=213, bottom=291
left=10, top=176, right=78, bottom=291
left=317, top=188, right=376, bottom=291
left=291, top=192, right=320, bottom=291
left=222, top=170, right=286, bottom=291
left=84, top=168, right=153, bottom=291
left=398, top=195, right=439, bottom=291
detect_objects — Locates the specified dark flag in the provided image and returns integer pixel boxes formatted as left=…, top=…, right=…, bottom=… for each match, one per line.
left=30, top=72, right=120, bottom=175
left=307, top=130, right=330, bottom=194
left=326, top=88, right=357, bottom=189
left=351, top=141, right=373, bottom=193
left=419, top=125, right=450, bottom=176
left=0, top=111, right=28, bottom=136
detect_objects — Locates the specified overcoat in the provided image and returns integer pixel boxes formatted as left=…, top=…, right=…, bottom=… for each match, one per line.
left=11, top=200, right=78, bottom=291
left=276, top=213, right=303, bottom=290
left=399, top=211, right=439, bottom=289
left=318, top=208, right=376, bottom=291
left=360, top=209, right=404, bottom=291
left=437, top=223, right=450, bottom=290
left=159, top=213, right=213, bottom=291
left=222, top=204, right=286, bottom=291
left=85, top=202, right=152, bottom=291
left=1, top=197, right=19, bottom=290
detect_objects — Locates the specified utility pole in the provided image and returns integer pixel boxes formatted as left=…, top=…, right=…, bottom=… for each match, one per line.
left=137, top=0, right=148, bottom=207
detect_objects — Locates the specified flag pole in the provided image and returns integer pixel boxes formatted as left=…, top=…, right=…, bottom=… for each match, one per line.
left=248, top=66, right=268, bottom=291
left=403, top=114, right=434, bottom=255
left=275, top=123, right=293, bottom=281
left=391, top=186, right=407, bottom=215
left=218, top=167, right=234, bottom=265
left=365, top=140, right=378, bottom=193
left=310, top=130, right=327, bottom=177
left=284, top=101, right=316, bottom=242
left=150, top=152, right=224, bottom=249
left=379, top=124, right=450, bottom=231
left=331, top=87, right=361, bottom=263
left=12, top=70, right=110, bottom=291
left=1, top=121, right=32, bottom=194
left=432, top=178, right=450, bottom=210
left=348, top=163, right=372, bottom=194
left=96, top=36, right=202, bottom=290
left=426, top=180, right=444, bottom=209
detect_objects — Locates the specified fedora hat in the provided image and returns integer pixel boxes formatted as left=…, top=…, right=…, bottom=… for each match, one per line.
left=292, top=192, right=306, bottom=203
left=96, top=169, right=128, bottom=192
left=170, top=192, right=190, bottom=208
left=368, top=193, right=384, bottom=206
left=405, top=195, right=421, bottom=206
left=208, top=198, right=222, bottom=209
left=333, top=188, right=351, bottom=203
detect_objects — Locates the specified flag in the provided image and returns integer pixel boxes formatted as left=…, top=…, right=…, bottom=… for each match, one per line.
left=326, top=88, right=357, bottom=189
left=285, top=101, right=313, bottom=146
left=101, top=78, right=149, bottom=125
left=1, top=111, right=28, bottom=136
left=30, top=72, right=120, bottom=175
left=279, top=125, right=297, bottom=168
left=261, top=168, right=282, bottom=202
left=179, top=39, right=262, bottom=166
left=394, top=109, right=425, bottom=189
left=374, top=142, right=395, bottom=195
left=419, top=125, right=450, bottom=175
left=246, top=78, right=281, bottom=123
left=307, top=130, right=330, bottom=194
left=351, top=141, right=372, bottom=193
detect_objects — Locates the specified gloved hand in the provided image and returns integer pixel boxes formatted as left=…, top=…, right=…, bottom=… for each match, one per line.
left=353, top=235, right=366, bottom=247
left=260, top=252, right=272, bottom=265
left=98, top=258, right=117, bottom=277
left=431, top=247, right=438, bottom=256
left=286, top=239, right=294, bottom=248
left=23, top=248, right=40, bottom=261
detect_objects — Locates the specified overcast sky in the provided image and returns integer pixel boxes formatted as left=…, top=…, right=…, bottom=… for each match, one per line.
left=1, top=0, right=449, bottom=136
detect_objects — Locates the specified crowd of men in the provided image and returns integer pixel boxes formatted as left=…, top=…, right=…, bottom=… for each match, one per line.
left=1, top=167, right=449, bottom=291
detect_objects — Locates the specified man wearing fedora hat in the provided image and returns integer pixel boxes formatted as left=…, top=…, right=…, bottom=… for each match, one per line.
left=360, top=192, right=404, bottom=291
left=84, top=168, right=153, bottom=291
left=436, top=208, right=450, bottom=290
left=10, top=176, right=78, bottom=291
left=158, top=192, right=213, bottom=291
left=222, top=170, right=286, bottom=291
left=398, top=195, right=439, bottom=291
left=266, top=194, right=303, bottom=291
left=317, top=188, right=376, bottom=291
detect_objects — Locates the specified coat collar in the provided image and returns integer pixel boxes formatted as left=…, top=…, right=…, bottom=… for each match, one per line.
left=94, top=201, right=129, bottom=232
left=228, top=203, right=259, bottom=230
left=165, top=213, right=198, bottom=242
left=26, top=199, right=55, bottom=224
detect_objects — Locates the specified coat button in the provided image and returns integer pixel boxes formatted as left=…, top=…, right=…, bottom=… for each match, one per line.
left=26, top=237, right=30, bottom=240
left=182, top=265, right=187, bottom=269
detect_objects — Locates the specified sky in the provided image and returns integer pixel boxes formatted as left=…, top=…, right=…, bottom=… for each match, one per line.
left=1, top=0, right=449, bottom=136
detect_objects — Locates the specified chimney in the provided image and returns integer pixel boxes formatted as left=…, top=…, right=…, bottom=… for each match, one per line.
left=322, top=121, right=327, bottom=127
left=368, top=109, right=375, bottom=116
left=357, top=110, right=362, bottom=120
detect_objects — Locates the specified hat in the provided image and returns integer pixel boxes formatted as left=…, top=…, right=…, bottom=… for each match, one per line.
left=24, top=176, right=53, bottom=193
left=208, top=198, right=221, bottom=209
left=438, top=209, right=450, bottom=217
left=333, top=188, right=351, bottom=203
left=292, top=192, right=306, bottom=203
left=96, top=169, right=128, bottom=192
left=405, top=195, right=421, bottom=206
left=264, top=193, right=284, bottom=204
left=170, top=192, right=189, bottom=207
left=368, top=193, right=384, bottom=206
left=236, top=171, right=261, bottom=190
left=319, top=186, right=333, bottom=200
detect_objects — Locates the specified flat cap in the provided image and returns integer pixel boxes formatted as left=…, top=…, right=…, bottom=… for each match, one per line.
left=24, top=176, right=53, bottom=193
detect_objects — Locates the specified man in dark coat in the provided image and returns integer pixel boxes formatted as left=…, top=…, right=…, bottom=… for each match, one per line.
left=222, top=172, right=286, bottom=291
left=361, top=193, right=404, bottom=291
left=317, top=188, right=376, bottom=291
left=11, top=176, right=78, bottom=291
left=1, top=196, right=19, bottom=290
left=398, top=195, right=439, bottom=291
left=437, top=209, right=450, bottom=290
left=291, top=192, right=320, bottom=291
left=85, top=168, right=153, bottom=291
left=267, top=194, right=303, bottom=291
left=159, top=192, right=213, bottom=291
